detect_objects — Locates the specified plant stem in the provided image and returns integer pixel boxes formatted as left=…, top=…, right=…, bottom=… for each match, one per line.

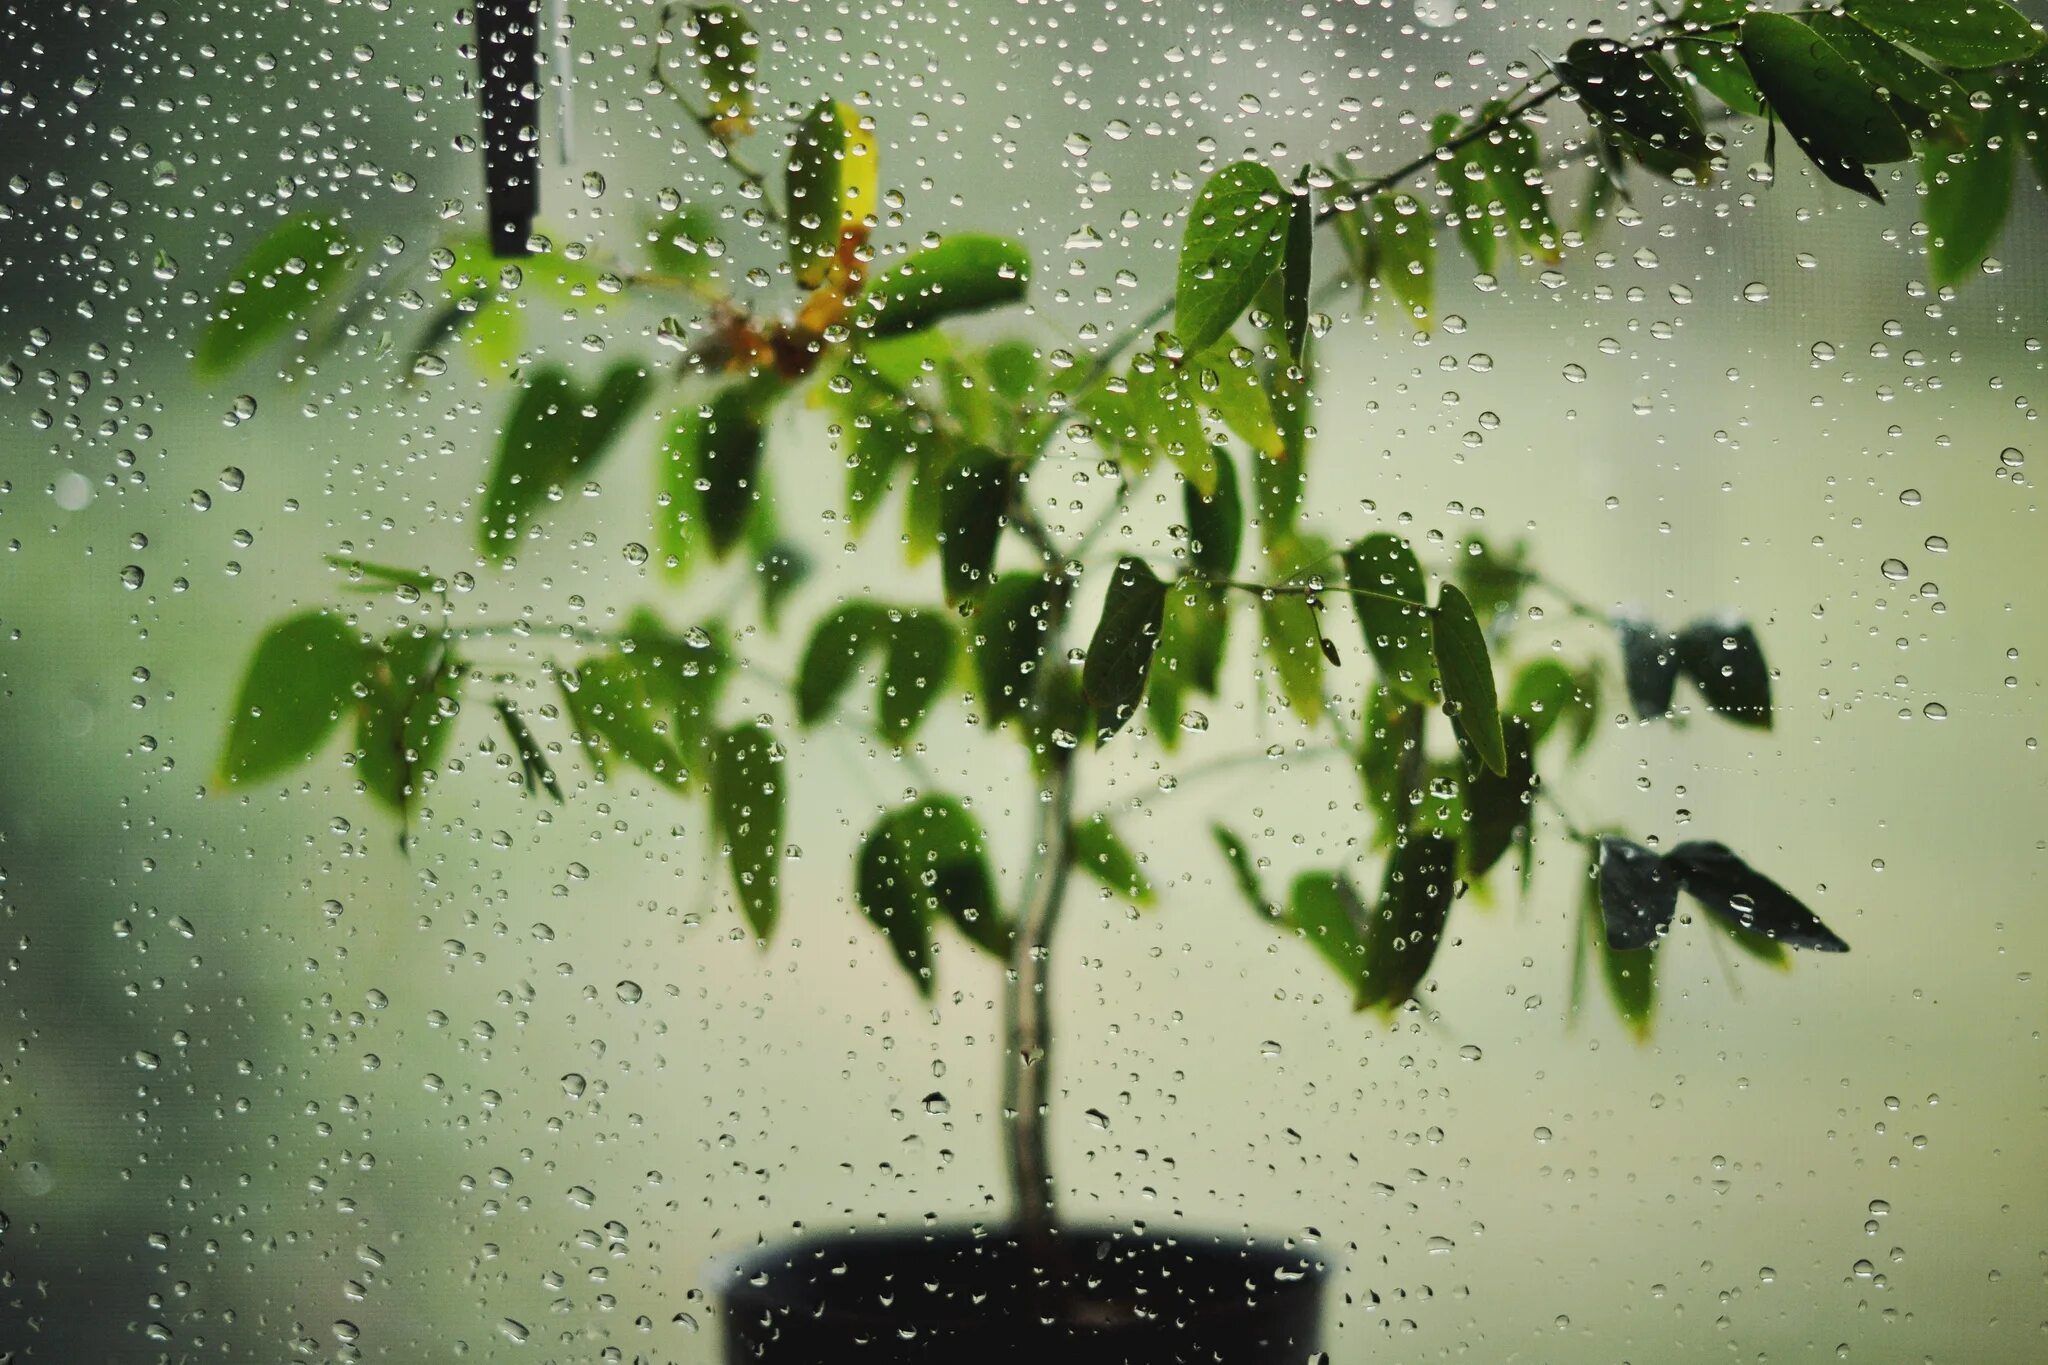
left=649, top=8, right=785, bottom=225
left=1002, top=745, right=1076, bottom=1255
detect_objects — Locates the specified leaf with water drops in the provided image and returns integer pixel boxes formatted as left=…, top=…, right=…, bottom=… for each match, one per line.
left=194, top=213, right=359, bottom=374
left=1083, top=558, right=1170, bottom=744
left=218, top=611, right=368, bottom=786
left=858, top=234, right=1032, bottom=340
left=1462, top=718, right=1536, bottom=882
left=1357, top=830, right=1459, bottom=1013
left=1667, top=841, right=1849, bottom=951
left=1071, top=815, right=1154, bottom=907
left=1343, top=533, right=1435, bottom=706
left=880, top=611, right=957, bottom=743
left=1431, top=583, right=1505, bottom=775
left=1615, top=617, right=1682, bottom=720
left=968, top=573, right=1067, bottom=729
left=712, top=723, right=784, bottom=939
left=687, top=5, right=758, bottom=136
left=1676, top=619, right=1773, bottom=728
left=1175, top=160, right=1290, bottom=355
left=480, top=365, right=654, bottom=556
left=856, top=797, right=1006, bottom=993
left=786, top=99, right=877, bottom=288
left=492, top=698, right=563, bottom=804
left=797, top=603, right=887, bottom=725
left=1560, top=38, right=1715, bottom=180
left=1741, top=13, right=1912, bottom=202
left=1596, top=836, right=1680, bottom=950
left=938, top=448, right=1011, bottom=605
left=1844, top=0, right=2045, bottom=69
left=1919, top=103, right=2019, bottom=289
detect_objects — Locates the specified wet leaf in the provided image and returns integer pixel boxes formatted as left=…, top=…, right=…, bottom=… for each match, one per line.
left=1741, top=13, right=1912, bottom=201
left=1213, top=824, right=1273, bottom=920
left=798, top=603, right=889, bottom=725
left=857, top=796, right=1006, bottom=994
left=480, top=364, right=654, bottom=555
left=1676, top=619, right=1773, bottom=728
left=1146, top=580, right=1231, bottom=747
left=858, top=234, right=1032, bottom=339
left=880, top=611, right=956, bottom=743
left=1281, top=172, right=1314, bottom=363
left=218, top=611, right=367, bottom=785
left=1561, top=38, right=1715, bottom=179
left=1596, top=836, right=1680, bottom=950
left=354, top=631, right=461, bottom=817
left=1808, top=14, right=1971, bottom=131
left=786, top=99, right=877, bottom=288
left=1919, top=103, right=2019, bottom=288
left=1176, top=160, right=1290, bottom=354
left=564, top=654, right=692, bottom=790
left=1371, top=192, right=1435, bottom=320
left=195, top=214, right=359, bottom=374
left=1343, top=533, right=1435, bottom=705
left=1668, top=841, right=1850, bottom=951
left=1071, top=815, right=1154, bottom=906
left=1677, top=1, right=1767, bottom=117
left=1184, top=446, right=1244, bottom=578
left=1358, top=830, right=1459, bottom=1012
left=1615, top=617, right=1682, bottom=720
left=695, top=380, right=774, bottom=558
left=712, top=723, right=784, bottom=939
left=1463, top=718, right=1536, bottom=881
left=1582, top=871, right=1658, bottom=1041
left=688, top=4, right=758, bottom=135
left=1083, top=558, right=1170, bottom=744
left=1286, top=870, right=1373, bottom=1003
left=1258, top=593, right=1327, bottom=723
left=1844, top=0, right=2044, bottom=69
left=1508, top=658, right=1596, bottom=752
left=492, top=698, right=563, bottom=803
left=1432, top=583, right=1505, bottom=775
left=968, top=573, right=1066, bottom=728
left=937, top=449, right=1011, bottom=605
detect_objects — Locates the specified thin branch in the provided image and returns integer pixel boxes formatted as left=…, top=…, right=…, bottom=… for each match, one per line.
left=650, top=8, right=785, bottom=225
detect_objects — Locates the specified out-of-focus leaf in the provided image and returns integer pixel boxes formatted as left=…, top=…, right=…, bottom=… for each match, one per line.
left=1126, top=353, right=1218, bottom=497
left=857, top=796, right=1006, bottom=994
left=688, top=4, right=758, bottom=135
left=1582, top=867, right=1658, bottom=1040
left=1189, top=341, right=1282, bottom=458
left=1258, top=593, right=1327, bottom=723
left=1463, top=718, right=1536, bottom=881
left=1676, top=619, right=1773, bottom=728
left=968, top=572, right=1067, bottom=728
left=645, top=205, right=722, bottom=281
left=1615, top=617, right=1682, bottom=720
left=1254, top=358, right=1309, bottom=547
left=1844, top=0, right=2044, bottom=69
left=1281, top=171, right=1314, bottom=363
left=938, top=448, right=1011, bottom=605
left=1561, top=38, right=1715, bottom=179
left=1213, top=825, right=1274, bottom=920
left=565, top=654, right=693, bottom=790
left=857, top=234, right=1031, bottom=339
left=1668, top=841, right=1850, bottom=951
left=354, top=631, right=461, bottom=817
left=1083, top=557, right=1170, bottom=743
left=492, top=698, right=563, bottom=803
left=879, top=611, right=956, bottom=743
left=1919, top=102, right=2019, bottom=288
left=1435, top=113, right=1499, bottom=274
left=1071, top=815, right=1154, bottom=906
left=1596, top=836, right=1679, bottom=950
left=195, top=214, right=359, bottom=374
left=755, top=539, right=810, bottom=631
left=1146, top=580, right=1231, bottom=747
left=1176, top=159, right=1290, bottom=354
left=1432, top=583, right=1504, bottom=775
left=218, top=611, right=368, bottom=785
left=1357, top=690, right=1424, bottom=846
left=1454, top=534, right=1529, bottom=624
left=1741, top=13, right=1912, bottom=201
left=712, top=723, right=784, bottom=939
left=797, top=602, right=888, bottom=725
left=480, top=364, right=654, bottom=555
left=1185, top=446, right=1244, bottom=578
left=1343, top=533, right=1435, bottom=705
left=1357, top=830, right=1458, bottom=1012
left=1509, top=658, right=1594, bottom=752
left=786, top=99, right=877, bottom=287
left=1371, top=192, right=1434, bottom=320
left=1287, top=870, right=1372, bottom=1002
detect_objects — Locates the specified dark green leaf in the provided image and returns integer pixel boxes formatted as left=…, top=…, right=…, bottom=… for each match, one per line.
left=1453, top=534, right=1529, bottom=624
left=1919, top=103, right=2019, bottom=288
left=1343, top=533, right=1436, bottom=705
left=1281, top=173, right=1314, bottom=363
left=1357, top=830, right=1459, bottom=1012
left=858, top=234, right=1031, bottom=339
left=1596, top=836, right=1679, bottom=950
left=1431, top=583, right=1505, bottom=775
left=1844, top=0, right=2044, bottom=69
left=756, top=540, right=811, bottom=630
left=1357, top=690, right=1425, bottom=846
left=195, top=214, right=359, bottom=374
left=1071, top=815, right=1154, bottom=906
left=967, top=573, right=1066, bottom=728
left=938, top=449, right=1011, bottom=605
left=565, top=655, right=692, bottom=790
left=480, top=364, right=654, bottom=555
left=712, top=723, right=785, bottom=939
left=1676, top=619, right=1773, bottom=728
left=1587, top=872, right=1659, bottom=1040
left=1742, top=13, right=1912, bottom=202
left=1176, top=160, right=1291, bottom=354
left=219, top=611, right=368, bottom=785
left=1615, top=617, right=1681, bottom=720
left=1371, top=193, right=1435, bottom=320
left=1287, top=870, right=1373, bottom=1002
left=1252, top=396, right=1308, bottom=546
left=1213, top=824, right=1274, bottom=920
left=1258, top=593, right=1327, bottom=723
left=492, top=698, right=563, bottom=803
left=354, top=631, right=461, bottom=817
left=1808, top=14, right=1971, bottom=131
left=1668, top=841, right=1850, bottom=951
left=857, top=797, right=1006, bottom=993
left=697, top=380, right=773, bottom=558
left=1562, top=38, right=1716, bottom=179
left=786, top=99, right=876, bottom=288
left=1677, top=1, right=1767, bottom=117
left=1083, top=558, right=1171, bottom=744
left=645, top=206, right=722, bottom=283
left=1185, top=446, right=1244, bottom=578
left=688, top=5, right=758, bottom=133
left=1146, top=580, right=1231, bottom=746
left=1463, top=718, right=1536, bottom=881
left=880, top=611, right=956, bottom=743
left=1478, top=112, right=1563, bottom=261
left=1025, top=664, right=1090, bottom=775
left=797, top=603, right=888, bottom=725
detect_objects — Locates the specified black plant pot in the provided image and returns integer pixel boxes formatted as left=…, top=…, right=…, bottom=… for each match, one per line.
left=716, top=1224, right=1328, bottom=1364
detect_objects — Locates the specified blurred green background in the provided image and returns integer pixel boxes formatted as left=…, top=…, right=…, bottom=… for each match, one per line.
left=1, top=0, right=2043, bottom=1360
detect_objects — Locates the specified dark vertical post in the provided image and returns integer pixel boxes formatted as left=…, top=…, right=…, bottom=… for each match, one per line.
left=472, top=0, right=542, bottom=258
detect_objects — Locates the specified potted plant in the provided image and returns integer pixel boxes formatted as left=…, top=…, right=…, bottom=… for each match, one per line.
left=197, top=0, right=2044, bottom=1357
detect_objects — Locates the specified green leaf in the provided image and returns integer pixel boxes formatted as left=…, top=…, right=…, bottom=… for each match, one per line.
left=1844, top=0, right=2044, bottom=69
left=1286, top=870, right=1373, bottom=1002
left=564, top=654, right=692, bottom=790
left=696, top=379, right=775, bottom=558
left=1189, top=342, right=1283, bottom=458
left=938, top=448, right=1011, bottom=605
left=712, top=723, right=785, bottom=939
left=687, top=5, right=758, bottom=134
left=195, top=214, right=359, bottom=374
left=1281, top=172, right=1314, bottom=363
left=1146, top=580, right=1231, bottom=746
left=1919, top=103, right=2019, bottom=287
left=479, top=364, right=654, bottom=555
left=1584, top=870, right=1658, bottom=1041
left=1508, top=658, right=1597, bottom=752
left=1082, top=558, right=1171, bottom=743
left=1667, top=841, right=1849, bottom=952
left=786, top=99, right=877, bottom=288
left=755, top=540, right=810, bottom=631
left=492, top=698, right=563, bottom=803
left=1463, top=718, right=1536, bottom=881
left=1343, top=533, right=1436, bottom=705
left=1477, top=112, right=1563, bottom=261
left=1126, top=353, right=1217, bottom=496
left=856, top=796, right=1006, bottom=993
left=1370, top=193, right=1434, bottom=320
left=1596, top=836, right=1680, bottom=950
left=1431, top=583, right=1505, bottom=775
left=1184, top=446, right=1244, bottom=578
left=1071, top=815, right=1154, bottom=906
left=1257, top=593, right=1327, bottom=723
left=1358, top=830, right=1459, bottom=1012
left=1562, top=39, right=1716, bottom=179
left=1807, top=14, right=1972, bottom=131
left=645, top=206, right=722, bottom=283
left=219, top=611, right=368, bottom=785
left=1213, top=824, right=1274, bottom=920
left=858, top=234, right=1032, bottom=339
left=880, top=611, right=956, bottom=743
left=1677, top=1, right=1767, bottom=118
left=1615, top=618, right=1682, bottom=720
left=796, top=603, right=886, bottom=725
left=354, top=631, right=462, bottom=817
left=968, top=572, right=1067, bottom=728
left=1676, top=619, right=1773, bottom=728
left=1176, top=160, right=1291, bottom=355
left=1357, top=690, right=1424, bottom=846
left=1025, top=664, right=1090, bottom=775
left=655, top=402, right=705, bottom=580
left=1741, top=13, right=1913, bottom=201
left=1435, top=114, right=1499, bottom=274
